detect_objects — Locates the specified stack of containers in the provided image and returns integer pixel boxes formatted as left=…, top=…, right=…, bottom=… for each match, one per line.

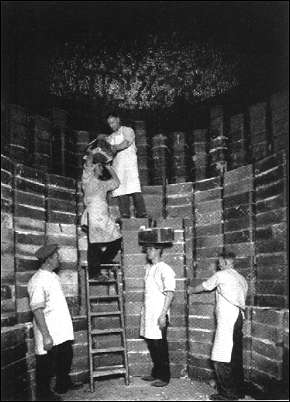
left=209, top=105, right=228, bottom=176
left=171, top=131, right=189, bottom=183
left=249, top=101, right=269, bottom=161
left=1, top=155, right=16, bottom=326
left=46, top=174, right=78, bottom=316
left=228, top=113, right=247, bottom=169
left=14, top=164, right=46, bottom=323
left=49, top=108, right=71, bottom=177
left=133, top=120, right=149, bottom=186
left=190, top=129, right=208, bottom=181
left=32, top=115, right=52, bottom=171
left=270, top=91, right=289, bottom=153
left=151, top=134, right=169, bottom=185
left=74, top=130, right=90, bottom=179
left=7, top=104, right=30, bottom=164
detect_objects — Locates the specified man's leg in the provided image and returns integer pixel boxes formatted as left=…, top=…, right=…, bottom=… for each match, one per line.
left=145, top=338, right=158, bottom=379
left=35, top=353, right=53, bottom=398
left=132, top=193, right=147, bottom=218
left=213, top=361, right=233, bottom=399
left=152, top=320, right=170, bottom=384
left=231, top=311, right=245, bottom=397
left=117, top=195, right=131, bottom=218
left=101, top=238, right=122, bottom=264
left=54, top=341, right=73, bottom=393
left=212, top=313, right=243, bottom=400
left=88, top=242, right=103, bottom=277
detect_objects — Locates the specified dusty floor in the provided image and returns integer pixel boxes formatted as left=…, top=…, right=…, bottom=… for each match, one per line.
left=61, top=377, right=255, bottom=401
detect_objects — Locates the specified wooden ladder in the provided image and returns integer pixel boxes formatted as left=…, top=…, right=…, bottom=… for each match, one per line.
left=85, top=263, right=130, bottom=392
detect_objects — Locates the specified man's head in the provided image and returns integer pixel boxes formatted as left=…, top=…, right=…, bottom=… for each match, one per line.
left=107, top=112, right=121, bottom=132
left=218, top=251, right=235, bottom=270
left=35, top=244, right=60, bottom=270
left=143, top=244, right=164, bottom=261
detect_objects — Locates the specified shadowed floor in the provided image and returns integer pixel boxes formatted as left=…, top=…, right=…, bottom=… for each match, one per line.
left=61, top=377, right=255, bottom=401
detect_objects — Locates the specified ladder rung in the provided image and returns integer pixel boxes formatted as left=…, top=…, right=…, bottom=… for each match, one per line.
left=89, top=311, right=121, bottom=317
left=99, top=263, right=120, bottom=267
left=89, top=279, right=117, bottom=284
left=91, top=346, right=125, bottom=354
left=93, top=366, right=126, bottom=378
left=91, top=328, right=124, bottom=335
left=89, top=295, right=120, bottom=300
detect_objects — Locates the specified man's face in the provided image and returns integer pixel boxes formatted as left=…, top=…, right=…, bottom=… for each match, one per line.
left=218, top=257, right=233, bottom=270
left=145, top=246, right=160, bottom=261
left=107, top=116, right=120, bottom=132
left=51, top=250, right=60, bottom=269
left=94, top=163, right=104, bottom=177
left=218, top=257, right=227, bottom=270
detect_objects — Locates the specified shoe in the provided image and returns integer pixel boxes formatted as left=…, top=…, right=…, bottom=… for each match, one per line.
left=95, top=273, right=109, bottom=281
left=37, top=391, right=62, bottom=401
left=141, top=375, right=155, bottom=381
left=54, top=382, right=83, bottom=394
left=151, top=379, right=169, bottom=387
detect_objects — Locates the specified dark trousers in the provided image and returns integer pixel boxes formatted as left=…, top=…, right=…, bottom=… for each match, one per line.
left=117, top=193, right=147, bottom=218
left=213, top=310, right=244, bottom=399
left=36, top=340, right=73, bottom=397
left=88, top=238, right=122, bottom=276
left=145, top=319, right=170, bottom=383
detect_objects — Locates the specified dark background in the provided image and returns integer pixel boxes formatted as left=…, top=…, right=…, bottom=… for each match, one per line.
left=1, top=1, right=289, bottom=128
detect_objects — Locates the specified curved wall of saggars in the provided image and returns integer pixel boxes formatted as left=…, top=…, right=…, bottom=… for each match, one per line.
left=1, top=90, right=288, bottom=186
left=1, top=89, right=289, bottom=400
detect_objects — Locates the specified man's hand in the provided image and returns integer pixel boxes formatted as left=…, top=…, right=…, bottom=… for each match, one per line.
left=158, top=314, right=167, bottom=329
left=187, top=286, right=194, bottom=295
left=43, top=334, right=53, bottom=351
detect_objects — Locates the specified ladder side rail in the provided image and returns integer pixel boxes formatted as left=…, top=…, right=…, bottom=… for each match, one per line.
left=116, top=268, right=130, bottom=385
left=85, top=265, right=95, bottom=392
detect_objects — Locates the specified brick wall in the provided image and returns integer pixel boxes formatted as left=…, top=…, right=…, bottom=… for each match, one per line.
left=1, top=155, right=16, bottom=326
left=1, top=155, right=85, bottom=401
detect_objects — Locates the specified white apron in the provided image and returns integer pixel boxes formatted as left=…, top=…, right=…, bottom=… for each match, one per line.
left=107, top=127, right=141, bottom=197
left=211, top=293, right=240, bottom=363
left=140, top=264, right=167, bottom=340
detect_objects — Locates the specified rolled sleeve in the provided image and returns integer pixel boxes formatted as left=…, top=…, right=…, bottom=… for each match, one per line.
left=202, top=272, right=221, bottom=291
left=122, top=127, right=135, bottom=145
left=106, top=178, right=119, bottom=192
left=82, top=164, right=95, bottom=183
left=161, top=267, right=176, bottom=293
left=28, top=281, right=46, bottom=312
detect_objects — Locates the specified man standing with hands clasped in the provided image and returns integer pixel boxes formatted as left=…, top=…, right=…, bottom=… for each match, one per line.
left=27, top=244, right=81, bottom=401
left=188, top=251, right=248, bottom=401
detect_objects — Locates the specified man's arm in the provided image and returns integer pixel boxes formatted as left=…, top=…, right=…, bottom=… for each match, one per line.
left=106, top=165, right=120, bottom=187
left=33, top=308, right=53, bottom=351
left=111, top=139, right=131, bottom=153
left=188, top=283, right=206, bottom=295
left=158, top=291, right=174, bottom=329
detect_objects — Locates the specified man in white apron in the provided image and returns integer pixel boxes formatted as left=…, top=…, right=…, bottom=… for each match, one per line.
left=188, top=251, right=248, bottom=401
left=106, top=112, right=147, bottom=218
left=139, top=243, right=176, bottom=387
left=27, top=244, right=81, bottom=401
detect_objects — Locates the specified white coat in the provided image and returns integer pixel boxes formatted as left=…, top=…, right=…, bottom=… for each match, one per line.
left=107, top=126, right=141, bottom=197
left=202, top=268, right=248, bottom=362
left=140, top=262, right=176, bottom=340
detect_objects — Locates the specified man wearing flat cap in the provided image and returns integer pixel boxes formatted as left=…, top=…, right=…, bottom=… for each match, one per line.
left=27, top=244, right=81, bottom=401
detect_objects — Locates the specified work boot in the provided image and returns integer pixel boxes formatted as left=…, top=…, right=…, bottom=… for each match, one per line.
left=141, top=375, right=155, bottom=382
left=151, top=379, right=169, bottom=387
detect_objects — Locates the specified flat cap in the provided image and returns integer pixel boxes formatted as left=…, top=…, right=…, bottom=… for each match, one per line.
left=35, top=244, right=59, bottom=261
